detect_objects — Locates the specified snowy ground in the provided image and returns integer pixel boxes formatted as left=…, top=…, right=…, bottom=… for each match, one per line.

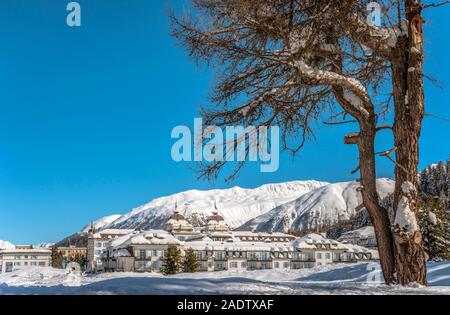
left=0, top=262, right=449, bottom=295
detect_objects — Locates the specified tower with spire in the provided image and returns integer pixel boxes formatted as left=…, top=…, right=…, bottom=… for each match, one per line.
left=165, top=201, right=198, bottom=240
left=205, top=201, right=229, bottom=233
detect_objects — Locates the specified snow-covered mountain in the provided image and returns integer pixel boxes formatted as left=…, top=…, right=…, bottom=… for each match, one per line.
left=238, top=179, right=395, bottom=233
left=105, top=181, right=329, bottom=230
left=80, top=214, right=121, bottom=233
left=0, top=240, right=15, bottom=250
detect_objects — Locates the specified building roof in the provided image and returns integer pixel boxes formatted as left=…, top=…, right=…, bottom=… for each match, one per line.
left=207, top=211, right=225, bottom=223
left=107, top=230, right=182, bottom=249
left=0, top=248, right=51, bottom=255
left=169, top=211, right=186, bottom=221
left=339, top=226, right=375, bottom=240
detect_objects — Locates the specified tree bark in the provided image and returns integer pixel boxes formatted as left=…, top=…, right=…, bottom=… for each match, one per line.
left=339, top=90, right=396, bottom=284
left=358, top=122, right=397, bottom=285
left=391, top=0, right=427, bottom=286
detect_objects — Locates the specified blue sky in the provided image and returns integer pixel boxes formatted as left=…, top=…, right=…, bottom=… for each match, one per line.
left=0, top=0, right=449, bottom=244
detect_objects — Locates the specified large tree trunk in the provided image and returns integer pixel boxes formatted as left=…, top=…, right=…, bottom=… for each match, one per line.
left=391, top=0, right=427, bottom=286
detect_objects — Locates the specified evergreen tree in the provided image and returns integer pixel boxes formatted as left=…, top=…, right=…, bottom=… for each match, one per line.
left=447, top=157, right=450, bottom=210
left=419, top=196, right=450, bottom=261
left=161, top=245, right=182, bottom=275
left=183, top=248, right=198, bottom=273
left=50, top=246, right=65, bottom=269
left=419, top=169, right=429, bottom=196
left=71, top=253, right=88, bottom=271
left=435, top=161, right=447, bottom=198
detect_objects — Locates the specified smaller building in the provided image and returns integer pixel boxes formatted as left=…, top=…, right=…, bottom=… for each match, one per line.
left=0, top=245, right=51, bottom=273
left=87, top=228, right=135, bottom=272
left=57, top=246, right=87, bottom=260
left=338, top=226, right=378, bottom=249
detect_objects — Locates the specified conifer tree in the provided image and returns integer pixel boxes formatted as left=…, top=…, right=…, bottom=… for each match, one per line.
left=183, top=248, right=198, bottom=273
left=419, top=196, right=450, bottom=260
left=50, top=246, right=65, bottom=269
left=161, top=245, right=182, bottom=275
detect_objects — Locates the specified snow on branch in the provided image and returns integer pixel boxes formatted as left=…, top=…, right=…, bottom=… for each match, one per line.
left=291, top=60, right=371, bottom=119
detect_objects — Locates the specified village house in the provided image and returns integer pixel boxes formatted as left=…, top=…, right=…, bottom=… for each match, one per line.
left=0, top=245, right=51, bottom=273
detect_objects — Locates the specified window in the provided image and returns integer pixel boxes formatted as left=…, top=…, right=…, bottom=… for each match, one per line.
left=274, top=262, right=279, bottom=269
left=230, top=262, right=238, bottom=268
left=241, top=262, right=247, bottom=269
left=6, top=263, right=13, bottom=272
left=316, top=253, right=322, bottom=259
left=325, top=253, right=331, bottom=259
left=283, top=262, right=289, bottom=269
left=215, top=251, right=225, bottom=260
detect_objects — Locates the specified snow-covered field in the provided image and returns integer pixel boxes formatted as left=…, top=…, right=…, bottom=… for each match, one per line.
left=0, top=262, right=449, bottom=295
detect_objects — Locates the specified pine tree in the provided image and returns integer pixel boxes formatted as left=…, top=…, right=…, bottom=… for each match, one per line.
left=161, top=245, right=182, bottom=275
left=419, top=196, right=450, bottom=261
left=50, top=246, right=65, bottom=269
left=447, top=157, right=450, bottom=211
left=435, top=161, right=447, bottom=198
left=72, top=253, right=88, bottom=271
left=419, top=169, right=429, bottom=196
left=183, top=248, right=198, bottom=273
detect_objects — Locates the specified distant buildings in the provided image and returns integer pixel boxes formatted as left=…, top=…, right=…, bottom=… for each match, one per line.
left=338, top=226, right=378, bottom=249
left=57, top=246, right=87, bottom=260
left=87, top=208, right=377, bottom=273
left=0, top=245, right=51, bottom=273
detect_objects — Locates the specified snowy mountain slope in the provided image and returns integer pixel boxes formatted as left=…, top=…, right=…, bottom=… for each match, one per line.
left=238, top=179, right=395, bottom=233
left=80, top=215, right=121, bottom=233
left=105, top=181, right=329, bottom=230
left=0, top=240, right=14, bottom=250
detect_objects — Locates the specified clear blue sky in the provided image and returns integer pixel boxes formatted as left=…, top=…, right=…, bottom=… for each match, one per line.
left=0, top=0, right=449, bottom=244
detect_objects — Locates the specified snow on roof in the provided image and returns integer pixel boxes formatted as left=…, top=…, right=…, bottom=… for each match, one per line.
left=293, top=234, right=348, bottom=250
left=128, top=234, right=152, bottom=245
left=342, top=243, right=376, bottom=257
left=232, top=231, right=294, bottom=238
left=112, top=249, right=131, bottom=258
left=208, top=232, right=233, bottom=237
left=339, top=226, right=375, bottom=239
left=0, top=248, right=51, bottom=255
left=184, top=240, right=295, bottom=252
left=108, top=231, right=182, bottom=249
left=98, top=229, right=135, bottom=235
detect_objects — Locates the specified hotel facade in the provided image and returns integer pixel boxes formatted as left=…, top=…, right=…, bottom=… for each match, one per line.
left=89, top=210, right=377, bottom=273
